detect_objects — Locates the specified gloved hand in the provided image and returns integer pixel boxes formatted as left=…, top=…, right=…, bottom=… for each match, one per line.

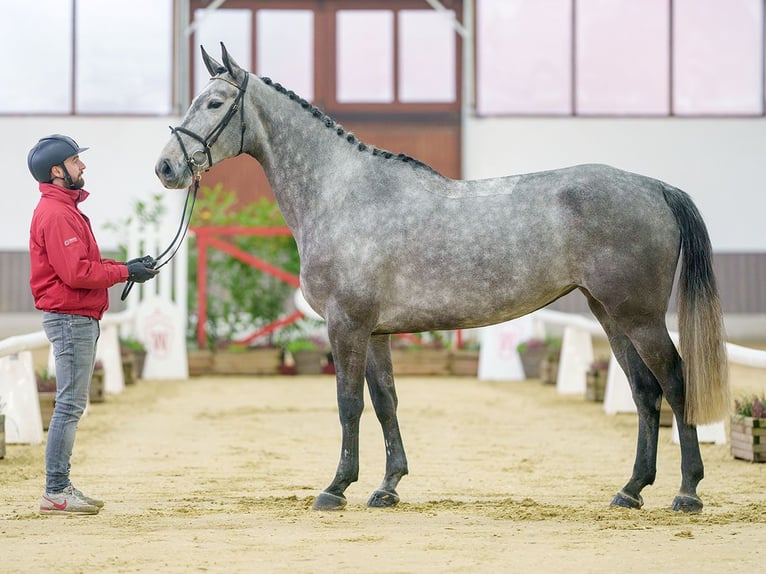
left=126, top=259, right=159, bottom=283
left=127, top=255, right=156, bottom=267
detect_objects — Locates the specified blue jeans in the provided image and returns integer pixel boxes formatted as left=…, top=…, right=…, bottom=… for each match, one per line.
left=42, top=312, right=100, bottom=493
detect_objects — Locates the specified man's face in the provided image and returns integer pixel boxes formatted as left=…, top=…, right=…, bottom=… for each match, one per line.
left=52, top=154, right=86, bottom=189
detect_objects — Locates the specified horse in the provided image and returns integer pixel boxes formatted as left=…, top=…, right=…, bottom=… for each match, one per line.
left=155, top=44, right=729, bottom=513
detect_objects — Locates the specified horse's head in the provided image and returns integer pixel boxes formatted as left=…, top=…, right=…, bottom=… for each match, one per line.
left=155, top=43, right=249, bottom=189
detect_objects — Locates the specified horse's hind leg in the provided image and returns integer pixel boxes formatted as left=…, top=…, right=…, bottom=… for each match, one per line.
left=364, top=334, right=409, bottom=507
left=620, top=321, right=705, bottom=512
left=586, top=296, right=664, bottom=509
left=592, top=294, right=704, bottom=512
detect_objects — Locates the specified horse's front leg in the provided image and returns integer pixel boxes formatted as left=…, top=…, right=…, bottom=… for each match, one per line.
left=365, top=334, right=408, bottom=507
left=312, top=315, right=370, bottom=511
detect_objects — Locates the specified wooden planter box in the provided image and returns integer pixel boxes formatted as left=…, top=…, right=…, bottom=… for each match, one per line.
left=122, top=355, right=138, bottom=386
left=212, top=348, right=282, bottom=375
left=391, top=349, right=450, bottom=376
left=449, top=350, right=480, bottom=376
left=188, top=349, right=214, bottom=376
left=585, top=368, right=607, bottom=402
left=731, top=415, right=766, bottom=462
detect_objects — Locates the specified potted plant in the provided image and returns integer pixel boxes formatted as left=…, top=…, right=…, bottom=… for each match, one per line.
left=187, top=187, right=301, bottom=358
left=731, top=393, right=766, bottom=463
left=36, top=369, right=57, bottom=431
left=516, top=338, right=549, bottom=379
left=120, top=337, right=147, bottom=384
left=585, top=357, right=609, bottom=402
left=285, top=338, right=327, bottom=375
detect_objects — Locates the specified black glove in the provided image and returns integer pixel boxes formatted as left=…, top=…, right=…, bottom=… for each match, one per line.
left=126, top=260, right=159, bottom=283
left=127, top=255, right=156, bottom=267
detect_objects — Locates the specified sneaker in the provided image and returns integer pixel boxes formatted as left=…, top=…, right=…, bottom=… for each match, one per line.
left=71, top=485, right=104, bottom=508
left=40, top=485, right=99, bottom=515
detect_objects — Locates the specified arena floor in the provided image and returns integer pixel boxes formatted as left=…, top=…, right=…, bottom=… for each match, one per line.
left=0, top=363, right=764, bottom=573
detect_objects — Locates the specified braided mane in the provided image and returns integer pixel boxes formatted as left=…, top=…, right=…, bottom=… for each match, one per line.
left=259, top=76, right=439, bottom=176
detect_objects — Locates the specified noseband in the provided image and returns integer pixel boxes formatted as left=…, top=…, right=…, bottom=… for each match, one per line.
left=170, top=73, right=250, bottom=175
left=121, top=73, right=249, bottom=301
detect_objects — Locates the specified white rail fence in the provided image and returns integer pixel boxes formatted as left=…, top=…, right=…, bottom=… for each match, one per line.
left=2, top=288, right=764, bottom=446
left=0, top=215, right=189, bottom=445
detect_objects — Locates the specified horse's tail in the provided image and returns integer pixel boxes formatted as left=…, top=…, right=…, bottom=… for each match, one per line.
left=662, top=184, right=729, bottom=425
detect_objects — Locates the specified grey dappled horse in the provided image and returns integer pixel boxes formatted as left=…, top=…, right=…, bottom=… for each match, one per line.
left=156, top=44, right=729, bottom=513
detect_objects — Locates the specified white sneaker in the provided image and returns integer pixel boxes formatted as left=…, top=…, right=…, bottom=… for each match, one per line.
left=40, top=485, right=99, bottom=515
left=71, top=485, right=104, bottom=508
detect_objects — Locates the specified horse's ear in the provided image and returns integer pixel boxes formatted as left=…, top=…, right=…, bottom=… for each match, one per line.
left=201, top=45, right=225, bottom=76
left=220, top=42, right=244, bottom=80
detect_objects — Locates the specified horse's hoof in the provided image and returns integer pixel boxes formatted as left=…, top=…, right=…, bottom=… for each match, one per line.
left=367, top=489, right=400, bottom=508
left=312, top=491, right=347, bottom=511
left=610, top=490, right=644, bottom=509
left=671, top=494, right=703, bottom=513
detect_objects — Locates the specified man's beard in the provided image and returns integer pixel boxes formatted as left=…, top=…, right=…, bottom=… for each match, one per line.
left=67, top=174, right=85, bottom=189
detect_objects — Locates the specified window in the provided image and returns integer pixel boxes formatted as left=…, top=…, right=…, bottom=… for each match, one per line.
left=0, top=0, right=173, bottom=116
left=477, top=0, right=572, bottom=115
left=477, top=0, right=765, bottom=117
left=673, top=0, right=763, bottom=115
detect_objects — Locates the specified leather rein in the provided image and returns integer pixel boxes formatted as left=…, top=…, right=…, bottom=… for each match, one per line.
left=121, top=73, right=249, bottom=301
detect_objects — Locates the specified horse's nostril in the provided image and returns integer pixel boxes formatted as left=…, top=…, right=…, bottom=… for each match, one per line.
left=161, top=159, right=173, bottom=179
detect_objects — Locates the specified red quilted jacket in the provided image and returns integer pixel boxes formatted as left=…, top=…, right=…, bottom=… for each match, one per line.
left=29, top=183, right=128, bottom=319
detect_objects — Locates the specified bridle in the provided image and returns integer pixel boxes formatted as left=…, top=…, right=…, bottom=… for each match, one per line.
left=121, top=73, right=249, bottom=301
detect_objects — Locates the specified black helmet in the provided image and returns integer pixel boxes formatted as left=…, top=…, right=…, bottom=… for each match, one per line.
left=27, top=135, right=89, bottom=183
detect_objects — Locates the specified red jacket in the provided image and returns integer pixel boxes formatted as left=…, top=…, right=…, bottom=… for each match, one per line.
left=29, top=183, right=129, bottom=319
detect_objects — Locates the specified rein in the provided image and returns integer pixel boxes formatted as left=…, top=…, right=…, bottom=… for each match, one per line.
left=120, top=73, right=249, bottom=301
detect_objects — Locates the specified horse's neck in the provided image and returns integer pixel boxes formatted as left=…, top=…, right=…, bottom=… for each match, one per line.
left=245, top=80, right=354, bottom=231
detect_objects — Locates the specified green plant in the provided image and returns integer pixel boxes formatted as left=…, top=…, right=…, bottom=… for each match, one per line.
left=188, top=185, right=301, bottom=350
left=36, top=369, right=57, bottom=393
left=517, top=337, right=560, bottom=354
left=734, top=393, right=766, bottom=418
left=120, top=337, right=146, bottom=353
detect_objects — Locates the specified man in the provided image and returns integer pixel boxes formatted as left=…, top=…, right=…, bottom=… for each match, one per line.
left=27, top=134, right=158, bottom=515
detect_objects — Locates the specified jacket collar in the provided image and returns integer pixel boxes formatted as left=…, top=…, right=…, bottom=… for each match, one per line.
left=39, top=182, right=90, bottom=205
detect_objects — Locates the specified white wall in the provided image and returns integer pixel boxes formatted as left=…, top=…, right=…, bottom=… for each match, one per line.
left=3, top=115, right=765, bottom=254
left=2, top=116, right=181, bottom=251
left=464, top=116, right=766, bottom=253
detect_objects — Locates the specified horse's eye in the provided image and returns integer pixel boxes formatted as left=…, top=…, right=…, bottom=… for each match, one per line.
left=208, top=100, right=223, bottom=110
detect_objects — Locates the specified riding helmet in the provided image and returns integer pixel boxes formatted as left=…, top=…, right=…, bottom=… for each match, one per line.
left=27, top=134, right=89, bottom=183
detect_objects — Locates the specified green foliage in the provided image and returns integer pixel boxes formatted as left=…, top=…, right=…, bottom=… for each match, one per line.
left=734, top=393, right=766, bottom=418
left=120, top=337, right=146, bottom=353
left=188, top=185, right=301, bottom=349
left=517, top=337, right=560, bottom=354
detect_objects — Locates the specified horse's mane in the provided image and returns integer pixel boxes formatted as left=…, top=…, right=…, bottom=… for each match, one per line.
left=259, top=76, right=439, bottom=176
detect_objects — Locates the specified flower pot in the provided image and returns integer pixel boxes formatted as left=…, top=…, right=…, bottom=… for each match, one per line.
left=518, top=347, right=547, bottom=379
left=730, top=415, right=766, bottom=462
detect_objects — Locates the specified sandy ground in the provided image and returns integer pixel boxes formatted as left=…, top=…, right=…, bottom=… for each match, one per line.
left=1, top=362, right=764, bottom=573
